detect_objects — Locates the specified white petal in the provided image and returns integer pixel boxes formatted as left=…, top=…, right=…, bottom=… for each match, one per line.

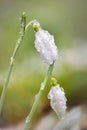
left=48, top=84, right=67, bottom=119
left=34, top=29, right=58, bottom=64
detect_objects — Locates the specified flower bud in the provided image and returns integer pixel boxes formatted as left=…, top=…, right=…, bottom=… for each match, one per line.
left=34, top=21, right=58, bottom=64
left=48, top=84, right=67, bottom=119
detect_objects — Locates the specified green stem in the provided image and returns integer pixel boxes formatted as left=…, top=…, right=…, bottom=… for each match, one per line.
left=24, top=63, right=54, bottom=130
left=0, top=12, right=27, bottom=114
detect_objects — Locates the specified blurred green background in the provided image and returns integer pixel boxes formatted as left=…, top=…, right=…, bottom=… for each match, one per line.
left=0, top=0, right=87, bottom=127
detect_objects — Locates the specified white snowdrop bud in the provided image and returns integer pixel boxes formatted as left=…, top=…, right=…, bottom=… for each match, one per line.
left=48, top=84, right=67, bottom=119
left=34, top=21, right=58, bottom=64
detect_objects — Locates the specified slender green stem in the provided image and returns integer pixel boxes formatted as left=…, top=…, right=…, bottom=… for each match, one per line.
left=24, top=63, right=54, bottom=130
left=0, top=12, right=27, bottom=114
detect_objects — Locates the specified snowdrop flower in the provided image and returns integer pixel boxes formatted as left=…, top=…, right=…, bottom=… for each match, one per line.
left=48, top=84, right=67, bottom=119
left=33, top=20, right=58, bottom=65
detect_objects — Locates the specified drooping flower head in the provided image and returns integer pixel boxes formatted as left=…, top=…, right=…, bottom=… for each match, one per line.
left=48, top=84, right=67, bottom=119
left=33, top=20, right=58, bottom=65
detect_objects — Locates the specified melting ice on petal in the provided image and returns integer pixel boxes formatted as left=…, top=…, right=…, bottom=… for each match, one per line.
left=33, top=20, right=58, bottom=65
left=48, top=84, right=67, bottom=119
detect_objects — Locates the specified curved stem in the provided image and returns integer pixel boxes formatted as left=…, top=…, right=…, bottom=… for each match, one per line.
left=24, top=63, right=54, bottom=130
left=0, top=12, right=29, bottom=114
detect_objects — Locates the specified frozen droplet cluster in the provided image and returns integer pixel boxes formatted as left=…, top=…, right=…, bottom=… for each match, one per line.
left=34, top=28, right=58, bottom=64
left=48, top=84, right=67, bottom=119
